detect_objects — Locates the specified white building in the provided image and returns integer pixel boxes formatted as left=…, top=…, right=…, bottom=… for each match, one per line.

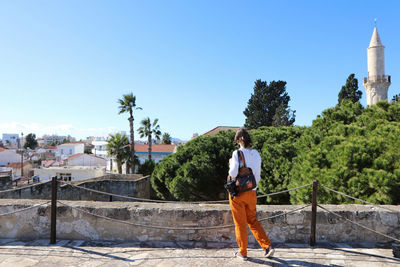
left=57, top=143, right=84, bottom=160
left=37, top=138, right=45, bottom=148
left=42, top=135, right=76, bottom=146
left=108, top=144, right=176, bottom=173
left=91, top=137, right=108, bottom=158
left=363, top=26, right=391, bottom=105
left=0, top=148, right=21, bottom=167
left=2, top=134, right=20, bottom=147
left=67, top=153, right=106, bottom=167
left=34, top=166, right=105, bottom=182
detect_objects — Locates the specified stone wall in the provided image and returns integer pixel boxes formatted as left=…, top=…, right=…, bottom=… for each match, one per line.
left=0, top=200, right=398, bottom=244
left=0, top=175, right=12, bottom=190
left=0, top=175, right=151, bottom=201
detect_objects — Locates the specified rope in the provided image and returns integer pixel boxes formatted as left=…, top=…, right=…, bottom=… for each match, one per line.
left=57, top=200, right=310, bottom=230
left=319, top=184, right=398, bottom=213
left=258, top=204, right=311, bottom=223
left=317, top=205, right=400, bottom=243
left=0, top=181, right=50, bottom=194
left=60, top=181, right=227, bottom=203
left=257, top=183, right=312, bottom=198
left=0, top=201, right=51, bottom=217
left=60, top=181, right=312, bottom=204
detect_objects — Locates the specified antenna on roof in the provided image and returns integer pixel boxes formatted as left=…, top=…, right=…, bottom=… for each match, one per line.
left=374, top=18, right=377, bottom=27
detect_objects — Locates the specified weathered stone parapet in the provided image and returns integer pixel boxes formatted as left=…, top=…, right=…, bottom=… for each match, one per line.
left=0, top=200, right=399, bottom=244
left=0, top=175, right=151, bottom=201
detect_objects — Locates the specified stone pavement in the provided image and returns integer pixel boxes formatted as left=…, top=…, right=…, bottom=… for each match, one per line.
left=0, top=239, right=398, bottom=267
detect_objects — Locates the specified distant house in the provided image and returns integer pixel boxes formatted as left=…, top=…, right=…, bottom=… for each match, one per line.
left=67, top=153, right=106, bottom=167
left=2, top=133, right=20, bottom=147
left=108, top=144, right=176, bottom=174
left=37, top=138, right=45, bottom=148
left=201, top=126, right=241, bottom=136
left=134, top=144, right=176, bottom=164
left=57, top=143, right=84, bottom=160
left=34, top=166, right=105, bottom=182
left=6, top=161, right=33, bottom=179
left=41, top=160, right=55, bottom=167
left=37, top=146, right=57, bottom=160
left=42, top=135, right=75, bottom=146
left=0, top=148, right=20, bottom=167
left=91, top=139, right=108, bottom=158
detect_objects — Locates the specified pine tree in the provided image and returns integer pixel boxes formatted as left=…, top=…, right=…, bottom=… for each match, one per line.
left=24, top=133, right=38, bottom=150
left=391, top=93, right=400, bottom=103
left=338, top=74, right=362, bottom=104
left=244, top=80, right=295, bottom=129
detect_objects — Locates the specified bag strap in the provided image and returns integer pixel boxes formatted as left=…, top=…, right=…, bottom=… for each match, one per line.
left=237, top=150, right=247, bottom=168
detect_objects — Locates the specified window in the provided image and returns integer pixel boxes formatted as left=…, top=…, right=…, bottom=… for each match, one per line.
left=58, top=173, right=72, bottom=181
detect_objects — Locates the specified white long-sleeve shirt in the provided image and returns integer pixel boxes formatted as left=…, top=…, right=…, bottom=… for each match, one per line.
left=228, top=148, right=261, bottom=191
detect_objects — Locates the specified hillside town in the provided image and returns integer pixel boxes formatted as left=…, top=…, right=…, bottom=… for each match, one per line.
left=0, top=126, right=234, bottom=186
left=0, top=133, right=177, bottom=185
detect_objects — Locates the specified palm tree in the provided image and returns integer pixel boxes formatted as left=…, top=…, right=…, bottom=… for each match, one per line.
left=161, top=132, right=172, bottom=144
left=137, top=117, right=161, bottom=162
left=118, top=93, right=142, bottom=174
left=106, top=133, right=130, bottom=174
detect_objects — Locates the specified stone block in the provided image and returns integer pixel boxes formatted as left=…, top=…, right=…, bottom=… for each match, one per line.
left=287, top=212, right=304, bottom=225
left=379, top=212, right=398, bottom=227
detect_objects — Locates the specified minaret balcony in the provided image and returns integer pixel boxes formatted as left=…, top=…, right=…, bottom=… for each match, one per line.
left=363, top=75, right=391, bottom=84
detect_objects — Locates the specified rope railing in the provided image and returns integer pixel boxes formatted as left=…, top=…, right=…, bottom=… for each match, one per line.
left=318, top=204, right=400, bottom=243
left=319, top=184, right=398, bottom=213
left=59, top=180, right=312, bottom=204
left=1, top=177, right=399, bottom=247
left=57, top=200, right=310, bottom=230
left=256, top=183, right=312, bottom=199
left=0, top=201, right=51, bottom=217
left=60, top=181, right=225, bottom=204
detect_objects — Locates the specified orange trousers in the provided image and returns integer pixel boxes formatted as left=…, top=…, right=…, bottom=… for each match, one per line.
left=229, top=190, right=271, bottom=256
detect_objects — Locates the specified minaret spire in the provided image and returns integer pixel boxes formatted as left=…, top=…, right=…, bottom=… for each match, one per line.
left=369, top=26, right=383, bottom=47
left=363, top=23, right=391, bottom=106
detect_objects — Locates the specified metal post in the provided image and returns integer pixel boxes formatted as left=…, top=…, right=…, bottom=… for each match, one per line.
left=20, top=132, right=24, bottom=178
left=310, top=180, right=318, bottom=246
left=50, top=176, right=57, bottom=244
left=20, top=151, right=24, bottom=178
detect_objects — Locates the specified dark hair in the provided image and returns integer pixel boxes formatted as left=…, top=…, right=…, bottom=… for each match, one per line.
left=234, top=128, right=252, bottom=148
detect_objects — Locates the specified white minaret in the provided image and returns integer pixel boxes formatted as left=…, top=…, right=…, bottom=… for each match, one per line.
left=363, top=25, right=391, bottom=105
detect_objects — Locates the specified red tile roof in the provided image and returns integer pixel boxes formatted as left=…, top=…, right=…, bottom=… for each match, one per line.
left=202, top=126, right=241, bottom=136
left=134, top=144, right=176, bottom=153
left=6, top=162, right=31, bottom=168
left=67, top=153, right=105, bottom=161
left=67, top=153, right=85, bottom=160
left=42, top=160, right=55, bottom=167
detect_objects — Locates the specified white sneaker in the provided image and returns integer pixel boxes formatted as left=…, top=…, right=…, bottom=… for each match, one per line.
left=265, top=247, right=275, bottom=258
left=234, top=251, right=248, bottom=261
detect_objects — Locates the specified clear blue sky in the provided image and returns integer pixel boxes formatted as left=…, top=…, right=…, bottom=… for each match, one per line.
left=1, top=0, right=399, bottom=141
